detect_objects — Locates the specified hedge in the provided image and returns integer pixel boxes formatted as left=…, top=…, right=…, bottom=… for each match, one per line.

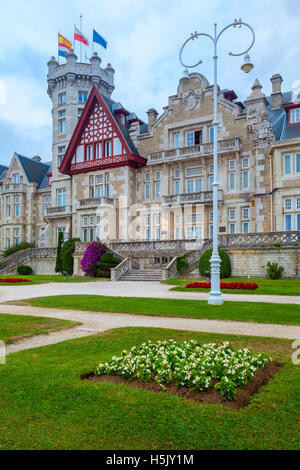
left=61, top=238, right=80, bottom=275
left=198, top=248, right=231, bottom=278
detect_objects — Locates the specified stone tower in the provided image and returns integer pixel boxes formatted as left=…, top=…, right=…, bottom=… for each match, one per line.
left=44, top=49, right=115, bottom=245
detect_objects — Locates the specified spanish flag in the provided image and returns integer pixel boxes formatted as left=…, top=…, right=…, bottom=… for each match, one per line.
left=58, top=34, right=72, bottom=57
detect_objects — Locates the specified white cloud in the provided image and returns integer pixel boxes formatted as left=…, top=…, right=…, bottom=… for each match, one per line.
left=0, top=0, right=300, bottom=165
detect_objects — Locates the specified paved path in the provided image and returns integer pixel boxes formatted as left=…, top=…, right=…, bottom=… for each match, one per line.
left=2, top=303, right=300, bottom=355
left=1, top=280, right=300, bottom=305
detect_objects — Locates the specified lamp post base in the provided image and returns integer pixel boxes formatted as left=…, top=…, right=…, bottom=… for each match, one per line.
left=208, top=292, right=224, bottom=305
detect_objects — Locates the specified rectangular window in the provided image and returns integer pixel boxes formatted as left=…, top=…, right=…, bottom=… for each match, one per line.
left=12, top=173, right=19, bottom=183
left=209, top=175, right=213, bottom=190
left=296, top=197, right=300, bottom=210
left=58, top=109, right=66, bottom=118
left=58, top=92, right=66, bottom=105
left=174, top=180, right=180, bottom=195
left=285, top=214, right=292, bottom=231
left=58, top=118, right=66, bottom=134
left=96, top=175, right=103, bottom=185
left=145, top=228, right=151, bottom=241
left=296, top=154, right=300, bottom=173
left=113, top=137, right=122, bottom=156
left=95, top=143, right=102, bottom=159
left=229, top=209, right=236, bottom=220
left=290, top=108, right=300, bottom=124
left=174, top=169, right=180, bottom=179
left=106, top=185, right=110, bottom=197
left=284, top=198, right=292, bottom=211
left=229, top=160, right=236, bottom=170
left=145, top=183, right=150, bottom=199
left=155, top=171, right=160, bottom=181
left=297, top=214, right=300, bottom=230
left=58, top=145, right=66, bottom=167
left=145, top=172, right=150, bottom=182
left=242, top=222, right=249, bottom=233
left=209, top=164, right=214, bottom=174
left=156, top=228, right=161, bottom=240
left=145, top=214, right=151, bottom=226
left=78, top=91, right=88, bottom=103
left=173, top=133, right=180, bottom=148
left=229, top=223, right=236, bottom=234
left=242, top=170, right=249, bottom=189
left=209, top=224, right=213, bottom=238
left=86, top=144, right=93, bottom=161
left=104, top=140, right=112, bottom=157
left=242, top=208, right=250, bottom=220
left=96, top=185, right=104, bottom=197
left=209, top=211, right=213, bottom=223
left=14, top=204, right=20, bottom=217
left=186, top=131, right=194, bottom=146
left=186, top=226, right=202, bottom=239
left=155, top=214, right=161, bottom=225
left=209, top=126, right=214, bottom=142
left=78, top=108, right=83, bottom=120
left=229, top=172, right=236, bottom=190
left=284, top=154, right=291, bottom=175
left=155, top=182, right=160, bottom=198
left=175, top=227, right=180, bottom=240
left=57, top=188, right=66, bottom=207
left=186, top=166, right=203, bottom=177
left=242, top=158, right=249, bottom=169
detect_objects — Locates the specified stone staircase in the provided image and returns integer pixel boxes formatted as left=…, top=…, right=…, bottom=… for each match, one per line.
left=119, top=269, right=163, bottom=281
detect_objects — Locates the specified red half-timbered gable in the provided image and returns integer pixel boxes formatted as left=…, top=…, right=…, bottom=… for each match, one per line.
left=60, top=86, right=146, bottom=175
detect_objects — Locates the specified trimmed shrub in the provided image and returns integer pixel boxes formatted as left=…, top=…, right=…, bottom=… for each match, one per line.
left=176, top=255, right=189, bottom=272
left=96, top=252, right=121, bottom=278
left=17, top=265, right=33, bottom=275
left=61, top=238, right=80, bottom=275
left=2, top=242, right=34, bottom=259
left=199, top=248, right=231, bottom=278
left=80, top=242, right=108, bottom=277
left=265, top=261, right=284, bottom=279
left=55, top=231, right=64, bottom=273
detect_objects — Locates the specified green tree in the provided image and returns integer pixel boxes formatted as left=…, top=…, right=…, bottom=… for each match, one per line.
left=55, top=231, right=64, bottom=273
left=61, top=238, right=80, bottom=275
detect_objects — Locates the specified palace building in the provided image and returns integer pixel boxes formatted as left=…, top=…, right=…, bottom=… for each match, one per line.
left=1, top=49, right=300, bottom=251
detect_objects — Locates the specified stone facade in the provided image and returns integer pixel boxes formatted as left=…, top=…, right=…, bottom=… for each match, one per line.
left=1, top=50, right=300, bottom=266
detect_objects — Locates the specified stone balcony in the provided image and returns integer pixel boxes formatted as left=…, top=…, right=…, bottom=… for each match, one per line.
left=0, top=183, right=27, bottom=193
left=147, top=137, right=241, bottom=165
left=162, top=190, right=223, bottom=206
left=78, top=197, right=114, bottom=209
left=46, top=205, right=72, bottom=217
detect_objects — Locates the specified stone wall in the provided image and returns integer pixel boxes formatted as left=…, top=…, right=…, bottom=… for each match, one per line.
left=227, top=246, right=300, bottom=278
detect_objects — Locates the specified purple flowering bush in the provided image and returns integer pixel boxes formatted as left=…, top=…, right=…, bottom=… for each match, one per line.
left=80, top=242, right=107, bottom=277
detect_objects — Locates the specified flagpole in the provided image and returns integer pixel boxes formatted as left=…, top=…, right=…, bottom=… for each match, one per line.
left=80, top=15, right=83, bottom=62
left=92, top=26, right=94, bottom=55
left=58, top=31, right=60, bottom=65
left=73, top=24, right=76, bottom=55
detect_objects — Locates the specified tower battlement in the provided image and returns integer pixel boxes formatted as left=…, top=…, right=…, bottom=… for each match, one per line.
left=47, top=50, right=115, bottom=99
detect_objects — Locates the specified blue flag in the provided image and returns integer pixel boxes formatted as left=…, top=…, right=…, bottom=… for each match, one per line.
left=93, top=29, right=107, bottom=49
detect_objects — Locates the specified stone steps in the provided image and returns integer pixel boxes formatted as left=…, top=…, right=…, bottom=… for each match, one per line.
left=119, top=269, right=162, bottom=281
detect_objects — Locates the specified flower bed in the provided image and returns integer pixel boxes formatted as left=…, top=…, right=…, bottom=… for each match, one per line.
left=186, top=281, right=258, bottom=290
left=96, top=340, right=270, bottom=399
left=0, top=278, right=32, bottom=283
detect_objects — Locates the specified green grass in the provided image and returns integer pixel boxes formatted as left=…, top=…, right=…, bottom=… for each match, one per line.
left=19, top=294, right=300, bottom=325
left=0, top=327, right=298, bottom=449
left=0, top=274, right=109, bottom=285
left=163, top=277, right=300, bottom=296
left=0, top=314, right=79, bottom=344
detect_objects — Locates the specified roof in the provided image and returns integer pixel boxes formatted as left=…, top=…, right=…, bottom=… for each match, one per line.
left=16, top=154, right=51, bottom=189
left=60, top=86, right=147, bottom=175
left=267, top=91, right=300, bottom=141
left=0, top=164, right=8, bottom=181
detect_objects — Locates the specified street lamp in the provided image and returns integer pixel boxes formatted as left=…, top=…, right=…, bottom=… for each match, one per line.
left=179, top=19, right=255, bottom=305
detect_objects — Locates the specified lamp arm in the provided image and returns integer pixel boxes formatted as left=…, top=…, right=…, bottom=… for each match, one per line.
left=179, top=32, right=215, bottom=69
left=217, top=20, right=255, bottom=57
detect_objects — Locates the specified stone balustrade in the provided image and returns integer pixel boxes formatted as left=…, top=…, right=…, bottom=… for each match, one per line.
left=109, top=239, right=199, bottom=253
left=148, top=137, right=241, bottom=164
left=78, top=197, right=114, bottom=209
left=162, top=190, right=223, bottom=206
left=46, top=205, right=72, bottom=217
left=219, top=231, right=300, bottom=247
left=0, top=183, right=27, bottom=193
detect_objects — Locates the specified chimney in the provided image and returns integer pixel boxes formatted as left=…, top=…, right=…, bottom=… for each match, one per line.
left=270, top=74, right=283, bottom=109
left=32, top=155, right=41, bottom=162
left=147, top=108, right=158, bottom=132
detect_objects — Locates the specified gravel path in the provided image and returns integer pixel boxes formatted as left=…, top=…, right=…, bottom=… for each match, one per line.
left=1, top=303, right=300, bottom=355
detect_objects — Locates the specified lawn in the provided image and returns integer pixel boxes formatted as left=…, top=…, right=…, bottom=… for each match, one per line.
left=0, top=313, right=79, bottom=344
left=18, top=294, right=300, bottom=325
left=0, top=274, right=109, bottom=285
left=162, top=277, right=300, bottom=296
left=0, top=327, right=298, bottom=449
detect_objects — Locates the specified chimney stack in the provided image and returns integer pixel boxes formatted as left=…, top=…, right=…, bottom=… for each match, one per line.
left=147, top=108, right=158, bottom=132
left=270, top=74, right=283, bottom=109
left=32, top=155, right=41, bottom=162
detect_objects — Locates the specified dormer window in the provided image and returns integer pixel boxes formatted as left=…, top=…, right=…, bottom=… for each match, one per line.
left=290, top=108, right=300, bottom=124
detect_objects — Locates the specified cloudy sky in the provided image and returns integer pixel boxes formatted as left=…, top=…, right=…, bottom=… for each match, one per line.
left=0, top=0, right=299, bottom=166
